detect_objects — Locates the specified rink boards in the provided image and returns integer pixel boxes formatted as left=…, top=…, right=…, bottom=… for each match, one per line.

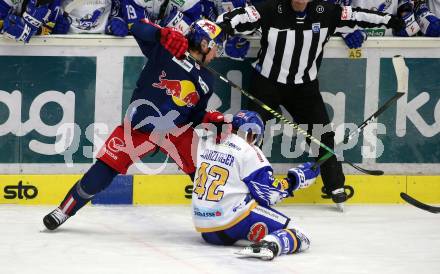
left=0, top=174, right=439, bottom=205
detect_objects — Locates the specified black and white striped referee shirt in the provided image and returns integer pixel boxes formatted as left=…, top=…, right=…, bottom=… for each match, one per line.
left=218, top=0, right=402, bottom=85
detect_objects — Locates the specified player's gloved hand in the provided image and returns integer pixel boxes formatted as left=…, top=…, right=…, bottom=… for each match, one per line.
left=39, top=0, right=62, bottom=35
left=23, top=0, right=51, bottom=30
left=286, top=162, right=320, bottom=194
left=161, top=9, right=192, bottom=35
left=106, top=17, right=129, bottom=37
left=52, top=13, right=71, bottom=34
left=387, top=15, right=406, bottom=32
left=394, top=0, right=420, bottom=36
left=203, top=110, right=228, bottom=124
left=158, top=27, right=188, bottom=59
left=224, top=36, right=250, bottom=60
left=415, top=3, right=440, bottom=37
left=342, top=29, right=366, bottom=49
left=2, top=14, right=36, bottom=42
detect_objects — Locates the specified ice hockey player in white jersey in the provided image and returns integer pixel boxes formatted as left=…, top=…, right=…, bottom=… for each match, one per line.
left=0, top=0, right=62, bottom=42
left=192, top=110, right=320, bottom=260
left=52, top=0, right=128, bottom=36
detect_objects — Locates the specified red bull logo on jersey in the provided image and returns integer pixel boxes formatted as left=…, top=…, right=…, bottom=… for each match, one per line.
left=247, top=222, right=268, bottom=242
left=152, top=71, right=200, bottom=107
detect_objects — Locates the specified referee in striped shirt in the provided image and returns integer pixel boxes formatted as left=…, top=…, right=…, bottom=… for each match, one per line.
left=217, top=0, right=404, bottom=210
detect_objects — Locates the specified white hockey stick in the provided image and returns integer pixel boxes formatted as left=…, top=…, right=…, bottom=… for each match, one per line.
left=392, top=55, right=409, bottom=94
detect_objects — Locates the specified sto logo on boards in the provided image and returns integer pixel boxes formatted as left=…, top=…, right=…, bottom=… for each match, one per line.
left=3, top=181, right=38, bottom=200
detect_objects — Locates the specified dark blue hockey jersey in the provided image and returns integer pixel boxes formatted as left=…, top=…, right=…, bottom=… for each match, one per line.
left=128, top=21, right=214, bottom=133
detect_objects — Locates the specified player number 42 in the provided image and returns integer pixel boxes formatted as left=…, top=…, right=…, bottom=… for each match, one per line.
left=194, top=162, right=229, bottom=202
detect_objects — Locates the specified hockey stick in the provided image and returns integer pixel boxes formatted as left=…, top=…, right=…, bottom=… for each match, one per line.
left=185, top=53, right=382, bottom=176
left=313, top=55, right=408, bottom=172
left=400, top=192, right=440, bottom=214
left=312, top=92, right=404, bottom=172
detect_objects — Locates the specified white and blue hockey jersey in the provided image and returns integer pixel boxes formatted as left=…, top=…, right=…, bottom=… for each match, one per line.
left=192, top=133, right=289, bottom=233
left=62, top=0, right=120, bottom=33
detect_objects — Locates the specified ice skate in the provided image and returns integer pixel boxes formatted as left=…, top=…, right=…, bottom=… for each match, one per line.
left=43, top=207, right=70, bottom=230
left=235, top=240, right=279, bottom=260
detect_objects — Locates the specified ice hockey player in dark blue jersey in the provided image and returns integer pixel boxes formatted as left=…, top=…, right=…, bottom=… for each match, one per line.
left=43, top=18, right=227, bottom=231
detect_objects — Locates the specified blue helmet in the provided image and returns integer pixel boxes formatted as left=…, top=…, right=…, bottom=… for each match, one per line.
left=187, top=19, right=225, bottom=55
left=232, top=110, right=265, bottom=146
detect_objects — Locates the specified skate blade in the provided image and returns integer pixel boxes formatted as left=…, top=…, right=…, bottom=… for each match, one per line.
left=235, top=247, right=274, bottom=260
left=336, top=202, right=344, bottom=212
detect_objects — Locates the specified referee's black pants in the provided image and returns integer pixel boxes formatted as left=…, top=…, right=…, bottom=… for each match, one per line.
left=248, top=71, right=345, bottom=193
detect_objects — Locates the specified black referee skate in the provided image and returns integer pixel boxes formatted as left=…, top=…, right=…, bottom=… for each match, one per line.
left=321, top=186, right=354, bottom=212
left=235, top=240, right=279, bottom=260
left=43, top=208, right=70, bottom=230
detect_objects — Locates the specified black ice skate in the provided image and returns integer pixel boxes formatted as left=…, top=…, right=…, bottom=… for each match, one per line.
left=43, top=208, right=70, bottom=230
left=235, top=240, right=279, bottom=260
left=322, top=185, right=354, bottom=212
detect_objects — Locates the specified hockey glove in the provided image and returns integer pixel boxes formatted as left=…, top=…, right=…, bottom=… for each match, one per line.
left=224, top=36, right=250, bottom=60
left=202, top=110, right=232, bottom=142
left=23, top=0, right=51, bottom=30
left=286, top=162, right=320, bottom=194
left=106, top=17, right=129, bottom=37
left=394, top=0, right=420, bottom=36
left=202, top=110, right=233, bottom=124
left=342, top=29, right=366, bottom=49
left=415, top=3, right=440, bottom=37
left=38, top=0, right=62, bottom=35
left=158, top=27, right=188, bottom=59
left=161, top=9, right=192, bottom=35
left=2, top=14, right=36, bottom=42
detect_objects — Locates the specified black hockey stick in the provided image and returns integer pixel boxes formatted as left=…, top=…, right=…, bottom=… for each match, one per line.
left=312, top=55, right=409, bottom=173
left=312, top=92, right=405, bottom=173
left=400, top=192, right=440, bottom=214
left=185, top=54, right=382, bottom=176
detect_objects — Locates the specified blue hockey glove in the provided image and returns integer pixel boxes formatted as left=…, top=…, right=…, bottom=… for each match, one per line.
left=286, top=162, right=320, bottom=194
left=23, top=0, right=51, bottom=30
left=39, top=0, right=63, bottom=35
left=52, top=14, right=71, bottom=34
left=106, top=17, right=129, bottom=37
left=342, top=29, right=366, bottom=49
left=160, top=9, right=192, bottom=35
left=415, top=3, right=440, bottom=37
left=224, top=36, right=250, bottom=60
left=394, top=0, right=420, bottom=36
left=2, top=14, right=35, bottom=42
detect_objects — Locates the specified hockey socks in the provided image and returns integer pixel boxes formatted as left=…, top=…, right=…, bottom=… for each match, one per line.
left=264, top=228, right=310, bottom=256
left=59, top=160, right=118, bottom=216
left=43, top=160, right=118, bottom=230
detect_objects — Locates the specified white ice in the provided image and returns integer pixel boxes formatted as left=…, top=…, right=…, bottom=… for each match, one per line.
left=1, top=205, right=440, bottom=274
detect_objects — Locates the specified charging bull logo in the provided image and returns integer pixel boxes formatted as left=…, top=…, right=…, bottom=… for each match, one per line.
left=152, top=71, right=200, bottom=107
left=247, top=222, right=268, bottom=242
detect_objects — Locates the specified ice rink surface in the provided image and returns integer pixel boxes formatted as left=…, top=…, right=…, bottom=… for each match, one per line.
left=1, top=205, right=440, bottom=274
